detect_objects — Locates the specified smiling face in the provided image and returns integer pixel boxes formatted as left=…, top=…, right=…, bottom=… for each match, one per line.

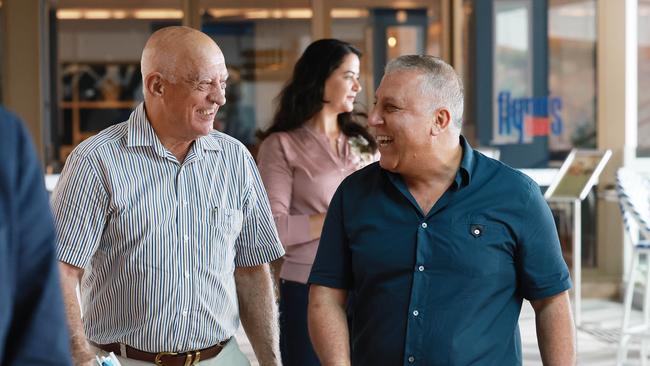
left=323, top=53, right=362, bottom=114
left=161, top=46, right=228, bottom=141
left=368, top=69, right=438, bottom=174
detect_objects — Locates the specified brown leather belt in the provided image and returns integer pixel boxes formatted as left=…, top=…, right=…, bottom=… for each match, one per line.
left=91, top=338, right=230, bottom=366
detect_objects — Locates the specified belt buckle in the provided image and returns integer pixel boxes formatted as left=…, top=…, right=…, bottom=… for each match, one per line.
left=182, top=351, right=201, bottom=366
left=154, top=351, right=177, bottom=366
left=191, top=351, right=201, bottom=365
left=155, top=350, right=202, bottom=366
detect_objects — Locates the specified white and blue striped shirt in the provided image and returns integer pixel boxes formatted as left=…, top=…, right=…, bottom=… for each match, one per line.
left=52, top=103, right=284, bottom=353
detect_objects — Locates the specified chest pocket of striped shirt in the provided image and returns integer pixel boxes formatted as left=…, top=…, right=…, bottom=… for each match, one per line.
left=210, top=207, right=243, bottom=240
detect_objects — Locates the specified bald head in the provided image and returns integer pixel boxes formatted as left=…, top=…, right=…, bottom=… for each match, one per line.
left=141, top=26, right=224, bottom=86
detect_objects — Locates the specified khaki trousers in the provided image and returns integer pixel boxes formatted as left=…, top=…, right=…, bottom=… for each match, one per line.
left=91, top=337, right=251, bottom=366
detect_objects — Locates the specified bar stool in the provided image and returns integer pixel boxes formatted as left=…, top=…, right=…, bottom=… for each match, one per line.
left=616, top=168, right=650, bottom=366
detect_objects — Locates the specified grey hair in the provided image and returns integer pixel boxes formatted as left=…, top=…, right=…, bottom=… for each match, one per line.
left=385, top=55, right=464, bottom=129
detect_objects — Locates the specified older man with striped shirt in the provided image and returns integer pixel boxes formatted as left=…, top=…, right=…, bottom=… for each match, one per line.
left=52, top=26, right=285, bottom=366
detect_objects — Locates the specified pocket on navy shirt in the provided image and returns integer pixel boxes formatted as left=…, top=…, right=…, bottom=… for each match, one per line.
left=460, top=222, right=511, bottom=277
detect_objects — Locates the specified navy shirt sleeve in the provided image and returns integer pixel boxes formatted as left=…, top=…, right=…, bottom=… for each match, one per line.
left=517, top=180, right=572, bottom=300
left=308, top=184, right=353, bottom=289
left=0, top=108, right=72, bottom=365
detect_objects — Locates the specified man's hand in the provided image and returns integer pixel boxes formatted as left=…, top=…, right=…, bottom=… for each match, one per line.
left=235, top=264, right=282, bottom=366
left=58, top=262, right=94, bottom=366
left=531, top=291, right=576, bottom=366
left=308, top=285, right=350, bottom=366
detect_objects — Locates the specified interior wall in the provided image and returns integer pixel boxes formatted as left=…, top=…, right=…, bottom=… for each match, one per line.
left=58, top=19, right=150, bottom=61
left=2, top=0, right=45, bottom=161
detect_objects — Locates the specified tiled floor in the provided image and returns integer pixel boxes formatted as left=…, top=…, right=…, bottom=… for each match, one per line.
left=237, top=299, right=648, bottom=365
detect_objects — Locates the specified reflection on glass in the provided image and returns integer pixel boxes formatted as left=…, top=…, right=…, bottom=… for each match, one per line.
left=492, top=0, right=532, bottom=145
left=639, top=0, right=650, bottom=156
left=548, top=0, right=596, bottom=152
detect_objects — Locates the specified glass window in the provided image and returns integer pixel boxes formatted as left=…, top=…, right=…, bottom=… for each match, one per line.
left=639, top=0, right=650, bottom=157
left=548, top=0, right=597, bottom=154
left=332, top=11, right=370, bottom=113
left=53, top=10, right=181, bottom=166
left=331, top=3, right=442, bottom=118
left=204, top=3, right=442, bottom=148
left=492, top=0, right=533, bottom=145
left=548, top=0, right=598, bottom=268
left=50, top=2, right=444, bottom=161
left=202, top=9, right=311, bottom=146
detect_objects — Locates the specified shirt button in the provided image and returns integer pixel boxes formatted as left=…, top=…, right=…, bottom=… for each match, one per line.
left=182, top=310, right=188, bottom=317
left=473, top=228, right=481, bottom=236
left=184, top=271, right=190, bottom=279
left=421, top=223, right=427, bottom=229
left=183, top=235, right=189, bottom=242
left=408, top=356, right=415, bottom=363
left=183, top=200, right=188, bottom=206
left=418, top=265, right=425, bottom=272
left=413, top=310, right=419, bottom=316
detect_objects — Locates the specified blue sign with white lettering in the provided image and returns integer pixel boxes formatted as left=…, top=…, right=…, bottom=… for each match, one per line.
left=495, top=91, right=563, bottom=144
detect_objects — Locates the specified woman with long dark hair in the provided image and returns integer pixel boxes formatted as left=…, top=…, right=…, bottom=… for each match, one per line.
left=257, top=38, right=376, bottom=366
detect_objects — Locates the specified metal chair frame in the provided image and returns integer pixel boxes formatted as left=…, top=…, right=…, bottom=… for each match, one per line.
left=616, top=168, right=650, bottom=366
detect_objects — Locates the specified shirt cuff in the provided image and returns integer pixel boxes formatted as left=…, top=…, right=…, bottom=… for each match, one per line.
left=307, top=273, right=350, bottom=290
left=523, top=277, right=573, bottom=301
left=235, top=241, right=285, bottom=267
left=275, top=214, right=312, bottom=246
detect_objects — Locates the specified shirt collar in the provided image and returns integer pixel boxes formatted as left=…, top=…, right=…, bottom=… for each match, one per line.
left=384, top=134, right=475, bottom=193
left=126, top=103, right=167, bottom=158
left=126, top=102, right=222, bottom=160
left=452, top=135, right=474, bottom=190
left=195, top=133, right=222, bottom=152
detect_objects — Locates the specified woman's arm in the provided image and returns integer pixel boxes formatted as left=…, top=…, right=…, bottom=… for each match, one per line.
left=257, top=134, right=324, bottom=246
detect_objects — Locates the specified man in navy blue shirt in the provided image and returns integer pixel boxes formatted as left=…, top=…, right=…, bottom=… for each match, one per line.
left=0, top=107, right=72, bottom=365
left=308, top=56, right=575, bottom=365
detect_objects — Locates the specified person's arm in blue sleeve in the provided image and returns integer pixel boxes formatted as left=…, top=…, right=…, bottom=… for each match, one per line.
left=308, top=186, right=352, bottom=365
left=0, top=108, right=73, bottom=365
left=517, top=181, right=575, bottom=365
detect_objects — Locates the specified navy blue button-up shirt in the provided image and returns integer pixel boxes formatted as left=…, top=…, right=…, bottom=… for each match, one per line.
left=309, top=136, right=571, bottom=366
left=0, top=107, right=72, bottom=365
